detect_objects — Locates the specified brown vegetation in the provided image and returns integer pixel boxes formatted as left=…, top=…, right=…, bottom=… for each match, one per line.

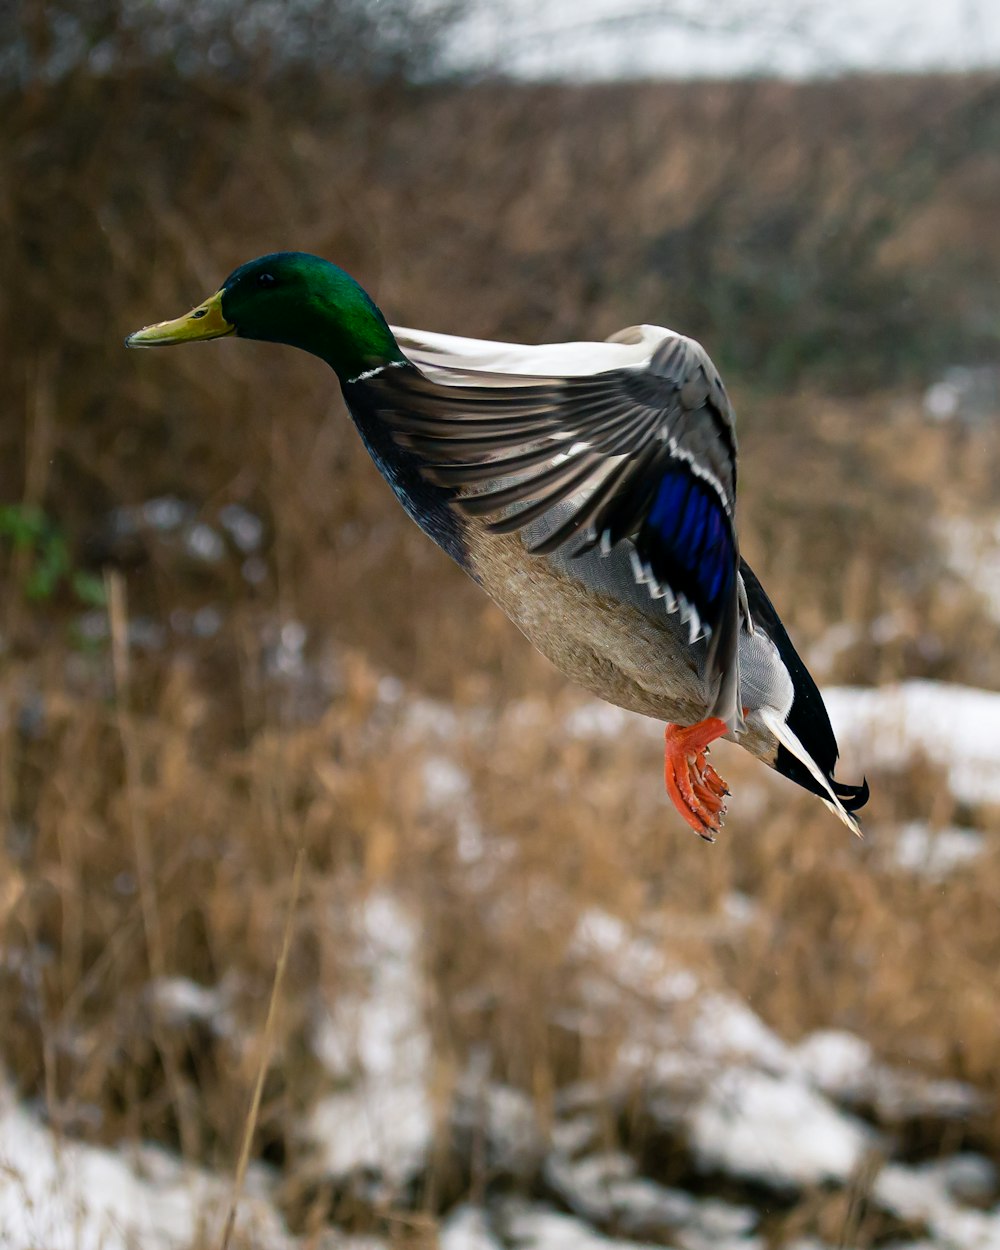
left=2, top=43, right=1000, bottom=1246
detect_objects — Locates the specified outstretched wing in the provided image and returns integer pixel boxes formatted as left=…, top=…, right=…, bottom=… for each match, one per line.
left=365, top=331, right=741, bottom=716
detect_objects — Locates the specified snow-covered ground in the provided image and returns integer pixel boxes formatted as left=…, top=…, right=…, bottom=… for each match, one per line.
left=5, top=890, right=994, bottom=1250
left=0, top=1089, right=288, bottom=1250
left=301, top=897, right=998, bottom=1248
left=7, top=587, right=1000, bottom=1247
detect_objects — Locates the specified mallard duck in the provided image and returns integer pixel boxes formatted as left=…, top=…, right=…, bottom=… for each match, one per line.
left=127, top=251, right=868, bottom=840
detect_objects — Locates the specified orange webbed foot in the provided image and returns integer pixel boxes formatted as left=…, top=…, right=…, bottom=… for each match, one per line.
left=664, top=717, right=729, bottom=842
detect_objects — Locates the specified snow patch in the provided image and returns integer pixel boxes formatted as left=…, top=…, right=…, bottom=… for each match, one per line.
left=876, top=1160, right=1000, bottom=1249
left=422, top=755, right=472, bottom=808
left=147, top=976, right=230, bottom=1031
left=544, top=1151, right=759, bottom=1244
left=308, top=892, right=433, bottom=1184
left=688, top=993, right=794, bottom=1073
left=452, top=1057, right=545, bottom=1179
left=441, top=1204, right=504, bottom=1250
left=891, top=821, right=987, bottom=880
left=690, top=1066, right=873, bottom=1187
left=792, top=1030, right=874, bottom=1098
left=499, top=1201, right=662, bottom=1250
left=0, top=1088, right=286, bottom=1250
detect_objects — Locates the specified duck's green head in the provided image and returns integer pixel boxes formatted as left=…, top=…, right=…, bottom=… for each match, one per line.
left=126, top=252, right=405, bottom=382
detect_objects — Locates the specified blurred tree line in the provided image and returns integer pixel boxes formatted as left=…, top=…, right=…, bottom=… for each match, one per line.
left=4, top=0, right=463, bottom=87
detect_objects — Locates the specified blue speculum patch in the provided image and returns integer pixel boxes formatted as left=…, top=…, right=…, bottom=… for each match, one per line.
left=646, top=468, right=733, bottom=611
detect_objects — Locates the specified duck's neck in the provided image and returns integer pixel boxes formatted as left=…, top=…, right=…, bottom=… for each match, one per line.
left=313, top=288, right=407, bottom=383
left=253, top=262, right=469, bottom=566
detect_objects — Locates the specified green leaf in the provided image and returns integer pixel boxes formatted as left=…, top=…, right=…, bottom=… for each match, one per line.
left=71, top=571, right=107, bottom=608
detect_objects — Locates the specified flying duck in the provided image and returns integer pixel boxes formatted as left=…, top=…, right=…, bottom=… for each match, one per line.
left=127, top=251, right=869, bottom=840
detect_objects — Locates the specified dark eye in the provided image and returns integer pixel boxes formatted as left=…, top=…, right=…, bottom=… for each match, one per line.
left=257, top=273, right=276, bottom=288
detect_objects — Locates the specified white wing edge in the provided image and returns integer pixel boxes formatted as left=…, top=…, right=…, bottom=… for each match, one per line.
left=390, top=322, right=676, bottom=384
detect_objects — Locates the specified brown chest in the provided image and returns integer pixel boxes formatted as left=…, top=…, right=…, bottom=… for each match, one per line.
left=465, top=528, right=710, bottom=724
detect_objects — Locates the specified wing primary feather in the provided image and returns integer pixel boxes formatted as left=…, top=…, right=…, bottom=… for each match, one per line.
left=430, top=405, right=660, bottom=489
left=391, top=384, right=634, bottom=436
left=428, top=441, right=584, bottom=485
left=398, top=428, right=564, bottom=457
left=392, top=395, right=639, bottom=453
left=481, top=460, right=607, bottom=533
left=460, top=454, right=602, bottom=518
left=391, top=414, right=564, bottom=438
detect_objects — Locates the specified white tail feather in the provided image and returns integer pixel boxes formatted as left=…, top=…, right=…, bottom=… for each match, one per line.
left=758, top=707, right=862, bottom=836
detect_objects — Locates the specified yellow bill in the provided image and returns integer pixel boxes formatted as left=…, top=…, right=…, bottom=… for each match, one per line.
left=126, top=289, right=234, bottom=347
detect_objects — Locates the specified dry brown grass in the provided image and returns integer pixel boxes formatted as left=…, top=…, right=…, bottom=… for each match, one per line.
left=2, top=58, right=1000, bottom=1245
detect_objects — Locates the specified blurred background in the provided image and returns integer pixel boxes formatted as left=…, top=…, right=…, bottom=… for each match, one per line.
left=2, top=1, right=1000, bottom=1246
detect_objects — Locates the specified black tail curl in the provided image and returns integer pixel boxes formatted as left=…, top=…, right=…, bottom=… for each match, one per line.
left=831, top=776, right=871, bottom=812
